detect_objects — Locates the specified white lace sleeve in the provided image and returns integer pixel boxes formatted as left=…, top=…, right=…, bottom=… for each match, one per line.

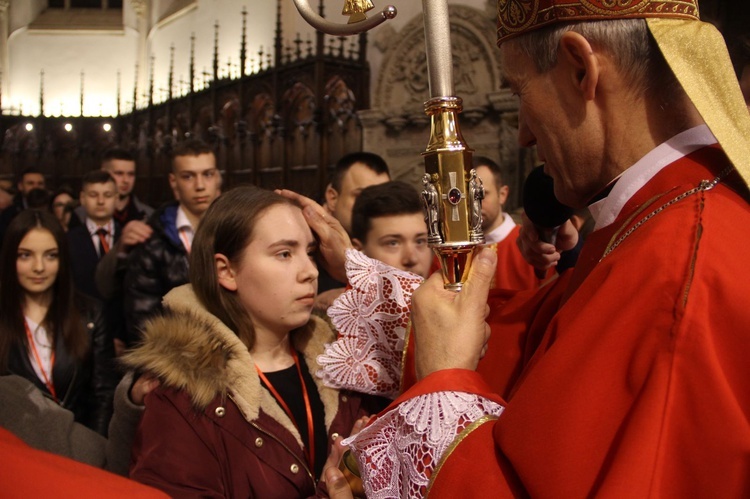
left=343, top=391, right=505, bottom=499
left=317, top=249, right=423, bottom=398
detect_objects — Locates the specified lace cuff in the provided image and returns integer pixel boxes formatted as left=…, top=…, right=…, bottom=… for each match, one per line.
left=344, top=391, right=505, bottom=498
left=317, top=249, right=423, bottom=398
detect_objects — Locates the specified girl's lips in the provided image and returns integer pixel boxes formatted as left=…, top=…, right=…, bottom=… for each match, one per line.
left=297, top=294, right=316, bottom=305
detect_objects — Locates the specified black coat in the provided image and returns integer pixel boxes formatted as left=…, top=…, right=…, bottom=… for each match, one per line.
left=6, top=295, right=116, bottom=436
left=67, top=222, right=122, bottom=300
left=0, top=195, right=23, bottom=242
left=123, top=202, right=189, bottom=346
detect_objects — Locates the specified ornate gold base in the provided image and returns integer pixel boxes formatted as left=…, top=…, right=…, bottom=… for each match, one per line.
left=433, top=243, right=478, bottom=292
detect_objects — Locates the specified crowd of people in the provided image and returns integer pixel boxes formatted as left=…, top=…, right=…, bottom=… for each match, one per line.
left=1, top=0, right=748, bottom=497
left=0, top=131, right=542, bottom=496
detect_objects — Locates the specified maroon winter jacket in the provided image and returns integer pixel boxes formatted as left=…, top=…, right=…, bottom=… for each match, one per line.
left=122, top=285, right=385, bottom=498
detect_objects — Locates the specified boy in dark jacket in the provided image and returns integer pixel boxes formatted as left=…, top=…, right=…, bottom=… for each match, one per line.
left=122, top=140, right=221, bottom=346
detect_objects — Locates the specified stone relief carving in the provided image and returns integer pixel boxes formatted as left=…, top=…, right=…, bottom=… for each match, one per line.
left=374, top=5, right=501, bottom=114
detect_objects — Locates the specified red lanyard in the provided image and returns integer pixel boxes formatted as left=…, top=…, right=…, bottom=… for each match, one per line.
left=24, top=320, right=58, bottom=402
left=255, top=349, right=316, bottom=473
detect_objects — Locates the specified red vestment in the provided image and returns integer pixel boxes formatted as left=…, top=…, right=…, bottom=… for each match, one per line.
left=487, top=224, right=539, bottom=290
left=0, top=427, right=167, bottom=498
left=429, top=224, right=540, bottom=290
left=354, top=146, right=750, bottom=497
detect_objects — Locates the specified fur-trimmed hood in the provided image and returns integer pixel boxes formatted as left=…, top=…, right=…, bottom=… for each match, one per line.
left=122, top=284, right=340, bottom=447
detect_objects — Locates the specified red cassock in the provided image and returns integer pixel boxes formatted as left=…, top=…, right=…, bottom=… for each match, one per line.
left=396, top=146, right=750, bottom=497
left=429, top=224, right=540, bottom=291
left=487, top=224, right=540, bottom=291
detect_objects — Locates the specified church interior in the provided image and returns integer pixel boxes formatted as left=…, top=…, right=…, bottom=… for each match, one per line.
left=0, top=0, right=747, bottom=209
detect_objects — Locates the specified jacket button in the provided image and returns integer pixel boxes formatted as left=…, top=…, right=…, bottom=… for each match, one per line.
left=215, top=406, right=226, bottom=417
left=87, top=322, right=95, bottom=329
left=331, top=433, right=340, bottom=441
left=255, top=437, right=263, bottom=448
left=290, top=464, right=299, bottom=474
left=341, top=395, right=348, bottom=403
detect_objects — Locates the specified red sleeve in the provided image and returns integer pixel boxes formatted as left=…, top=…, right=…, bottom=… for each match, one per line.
left=427, top=420, right=523, bottom=499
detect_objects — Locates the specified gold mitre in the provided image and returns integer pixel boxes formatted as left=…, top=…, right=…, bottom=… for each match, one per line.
left=496, top=0, right=750, bottom=188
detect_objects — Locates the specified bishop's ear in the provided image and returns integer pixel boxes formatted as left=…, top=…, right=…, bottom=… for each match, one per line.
left=215, top=254, right=237, bottom=291
left=558, top=31, right=600, bottom=101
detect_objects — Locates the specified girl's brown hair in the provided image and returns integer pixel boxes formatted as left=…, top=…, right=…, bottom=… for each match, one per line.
left=189, top=185, right=301, bottom=348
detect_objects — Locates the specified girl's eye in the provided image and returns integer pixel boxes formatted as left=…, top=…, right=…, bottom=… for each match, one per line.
left=278, top=250, right=291, bottom=259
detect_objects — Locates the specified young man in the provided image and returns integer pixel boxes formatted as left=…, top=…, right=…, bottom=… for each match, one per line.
left=474, top=156, right=538, bottom=289
left=324, top=152, right=391, bottom=236
left=316, top=152, right=391, bottom=310
left=351, top=181, right=432, bottom=279
left=71, top=149, right=153, bottom=229
left=66, top=170, right=119, bottom=299
left=0, top=167, right=46, bottom=239
left=102, top=148, right=153, bottom=225
left=14, top=167, right=46, bottom=208
left=123, top=139, right=221, bottom=346
left=330, top=1, right=750, bottom=497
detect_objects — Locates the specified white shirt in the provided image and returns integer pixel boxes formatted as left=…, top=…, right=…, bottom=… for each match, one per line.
left=589, top=124, right=717, bottom=231
left=86, top=217, right=114, bottom=257
left=484, top=214, right=516, bottom=244
left=25, top=317, right=53, bottom=383
left=175, top=206, right=195, bottom=253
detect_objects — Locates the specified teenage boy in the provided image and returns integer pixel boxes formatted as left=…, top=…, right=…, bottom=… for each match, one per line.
left=351, top=181, right=432, bottom=279
left=67, top=171, right=119, bottom=299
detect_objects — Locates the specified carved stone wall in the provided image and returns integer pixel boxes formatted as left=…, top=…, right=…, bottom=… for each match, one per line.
left=362, top=4, right=530, bottom=210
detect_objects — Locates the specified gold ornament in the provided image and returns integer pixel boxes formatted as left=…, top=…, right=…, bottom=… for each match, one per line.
left=342, top=0, right=374, bottom=24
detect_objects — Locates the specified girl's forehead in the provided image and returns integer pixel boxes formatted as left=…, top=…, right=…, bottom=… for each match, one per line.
left=254, top=204, right=310, bottom=232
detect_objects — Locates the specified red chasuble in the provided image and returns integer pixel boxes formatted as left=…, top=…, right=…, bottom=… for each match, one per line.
left=414, top=146, right=750, bottom=497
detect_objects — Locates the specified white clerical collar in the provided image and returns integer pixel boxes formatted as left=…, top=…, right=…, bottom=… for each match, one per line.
left=589, top=124, right=717, bottom=230
left=484, top=214, right=516, bottom=244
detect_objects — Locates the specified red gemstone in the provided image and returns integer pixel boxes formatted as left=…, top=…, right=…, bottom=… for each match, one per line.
left=448, top=188, right=461, bottom=204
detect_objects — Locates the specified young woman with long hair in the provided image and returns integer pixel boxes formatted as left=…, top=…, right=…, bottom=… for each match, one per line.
left=123, top=186, right=382, bottom=498
left=0, top=210, right=116, bottom=435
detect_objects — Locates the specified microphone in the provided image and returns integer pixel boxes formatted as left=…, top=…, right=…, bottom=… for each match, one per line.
left=522, top=165, right=574, bottom=277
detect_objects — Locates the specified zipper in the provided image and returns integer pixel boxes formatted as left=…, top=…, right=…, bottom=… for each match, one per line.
left=227, top=394, right=316, bottom=485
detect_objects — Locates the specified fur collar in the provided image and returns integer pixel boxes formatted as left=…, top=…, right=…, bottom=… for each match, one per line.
left=121, top=284, right=340, bottom=447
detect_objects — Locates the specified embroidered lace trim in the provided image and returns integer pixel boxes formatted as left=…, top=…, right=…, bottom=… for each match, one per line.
left=344, top=391, right=505, bottom=498
left=317, top=249, right=423, bottom=398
